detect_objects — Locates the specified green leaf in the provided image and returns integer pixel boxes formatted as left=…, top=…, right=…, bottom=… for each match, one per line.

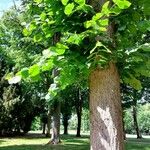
left=110, top=6, right=122, bottom=15
left=56, top=43, right=68, bottom=55
left=101, top=1, right=110, bottom=15
left=67, top=34, right=83, bottom=45
left=29, top=64, right=40, bottom=77
left=34, top=0, right=42, bottom=4
left=113, top=0, right=131, bottom=9
left=123, top=74, right=142, bottom=90
left=90, top=41, right=102, bottom=54
left=90, top=41, right=111, bottom=54
left=138, top=21, right=150, bottom=32
left=74, top=0, right=85, bottom=5
left=40, top=12, right=47, bottom=21
left=76, top=4, right=93, bottom=13
left=135, top=68, right=150, bottom=77
left=34, top=33, right=43, bottom=42
left=42, top=49, right=52, bottom=58
left=30, top=74, right=41, bottom=82
left=56, top=43, right=68, bottom=50
left=140, top=44, right=150, bottom=52
left=5, top=73, right=13, bottom=80
left=99, top=27, right=107, bottom=31
left=92, top=13, right=103, bottom=21
left=29, top=22, right=36, bottom=32
left=84, top=21, right=92, bottom=28
left=41, top=60, right=53, bottom=71
left=61, top=0, right=69, bottom=5
left=23, top=28, right=30, bottom=36
left=56, top=48, right=66, bottom=55
left=64, top=3, right=75, bottom=16
left=142, top=0, right=150, bottom=15
left=99, top=19, right=109, bottom=26
left=20, top=68, right=29, bottom=79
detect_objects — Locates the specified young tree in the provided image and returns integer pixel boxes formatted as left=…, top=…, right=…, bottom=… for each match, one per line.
left=122, top=77, right=150, bottom=139
left=60, top=88, right=73, bottom=135
left=122, top=85, right=142, bottom=139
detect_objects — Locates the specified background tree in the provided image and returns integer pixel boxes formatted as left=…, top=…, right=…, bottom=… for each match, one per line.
left=0, top=8, right=52, bottom=135
left=60, top=87, right=73, bottom=135
left=122, top=77, right=150, bottom=138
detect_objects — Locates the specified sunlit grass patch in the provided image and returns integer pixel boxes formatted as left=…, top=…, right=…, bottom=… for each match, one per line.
left=0, top=133, right=150, bottom=150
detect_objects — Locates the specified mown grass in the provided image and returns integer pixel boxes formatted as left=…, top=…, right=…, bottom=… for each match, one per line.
left=0, top=134, right=150, bottom=150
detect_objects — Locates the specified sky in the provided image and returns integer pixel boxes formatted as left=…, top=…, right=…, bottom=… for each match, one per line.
left=0, top=0, right=21, bottom=16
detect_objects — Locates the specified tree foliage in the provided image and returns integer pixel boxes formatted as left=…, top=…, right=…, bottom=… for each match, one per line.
left=7, top=0, right=149, bottom=100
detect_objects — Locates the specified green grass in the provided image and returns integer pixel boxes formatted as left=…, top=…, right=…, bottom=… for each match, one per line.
left=0, top=134, right=150, bottom=150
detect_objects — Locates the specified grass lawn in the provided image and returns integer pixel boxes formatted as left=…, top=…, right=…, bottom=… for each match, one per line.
left=0, top=133, right=150, bottom=150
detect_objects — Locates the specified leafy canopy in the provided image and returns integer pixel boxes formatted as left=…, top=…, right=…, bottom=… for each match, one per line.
left=8, top=0, right=150, bottom=99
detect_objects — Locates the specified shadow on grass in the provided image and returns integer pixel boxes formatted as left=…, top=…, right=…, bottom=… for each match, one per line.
left=61, top=134, right=89, bottom=144
left=126, top=138, right=150, bottom=144
left=0, top=140, right=6, bottom=145
left=0, top=143, right=150, bottom=150
left=125, top=142, right=150, bottom=150
left=61, top=134, right=89, bottom=139
left=0, top=143, right=90, bottom=150
left=1, top=134, right=150, bottom=150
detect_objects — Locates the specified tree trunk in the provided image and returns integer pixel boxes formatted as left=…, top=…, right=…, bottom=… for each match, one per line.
left=76, top=111, right=82, bottom=137
left=46, top=108, right=51, bottom=137
left=122, top=111, right=126, bottom=140
left=48, top=101, right=61, bottom=144
left=76, top=88, right=83, bottom=137
left=89, top=63, right=124, bottom=150
left=63, top=114, right=69, bottom=135
left=132, top=105, right=142, bottom=139
left=42, top=123, right=46, bottom=134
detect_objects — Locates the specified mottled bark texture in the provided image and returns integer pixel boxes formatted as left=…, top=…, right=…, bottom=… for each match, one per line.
left=88, top=0, right=106, bottom=11
left=90, top=63, right=124, bottom=150
left=89, top=0, right=124, bottom=149
left=47, top=102, right=61, bottom=144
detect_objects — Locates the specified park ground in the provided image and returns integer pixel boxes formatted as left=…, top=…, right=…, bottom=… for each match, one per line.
left=0, top=131, right=150, bottom=150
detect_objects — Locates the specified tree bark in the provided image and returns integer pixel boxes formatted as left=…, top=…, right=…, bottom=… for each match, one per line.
left=89, top=63, right=124, bottom=150
left=46, top=108, right=51, bottom=137
left=132, top=105, right=142, bottom=139
left=48, top=101, right=61, bottom=144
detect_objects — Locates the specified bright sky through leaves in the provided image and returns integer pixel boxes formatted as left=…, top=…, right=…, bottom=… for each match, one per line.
left=0, top=0, right=21, bottom=16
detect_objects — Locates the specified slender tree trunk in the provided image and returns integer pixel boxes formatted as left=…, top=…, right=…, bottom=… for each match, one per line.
left=46, top=108, right=51, bottom=137
left=89, top=63, right=124, bottom=150
left=76, top=88, right=83, bottom=137
left=132, top=105, right=142, bottom=139
left=63, top=114, right=69, bottom=135
left=42, top=123, right=46, bottom=134
left=122, top=111, right=126, bottom=140
left=48, top=101, right=61, bottom=144
left=76, top=111, right=82, bottom=137
left=122, top=117, right=126, bottom=140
